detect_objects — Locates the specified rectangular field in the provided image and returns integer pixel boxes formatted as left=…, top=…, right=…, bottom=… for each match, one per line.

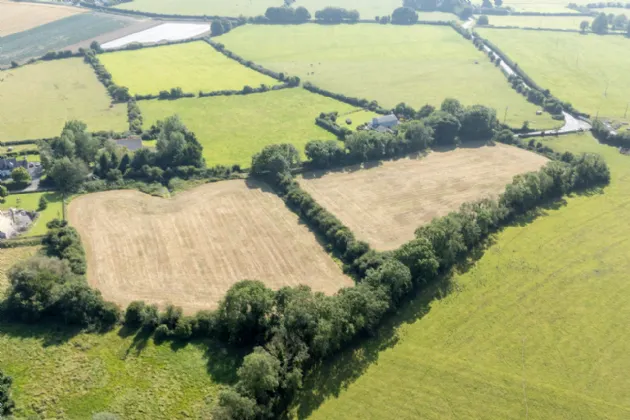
left=300, top=144, right=548, bottom=250
left=486, top=0, right=577, bottom=13
left=477, top=28, right=630, bottom=121
left=139, top=88, right=377, bottom=167
left=303, top=134, right=630, bottom=420
left=219, top=24, right=558, bottom=130
left=99, top=41, right=278, bottom=95
left=68, top=179, right=354, bottom=313
left=0, top=0, right=82, bottom=37
left=0, top=13, right=132, bottom=66
left=116, top=0, right=278, bottom=17
left=0, top=59, right=126, bottom=142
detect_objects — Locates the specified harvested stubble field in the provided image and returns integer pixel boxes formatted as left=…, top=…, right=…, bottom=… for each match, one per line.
left=68, top=179, right=353, bottom=313
left=0, top=59, right=127, bottom=141
left=300, top=143, right=548, bottom=251
left=0, top=0, right=82, bottom=37
left=100, top=41, right=278, bottom=95
left=220, top=24, right=559, bottom=130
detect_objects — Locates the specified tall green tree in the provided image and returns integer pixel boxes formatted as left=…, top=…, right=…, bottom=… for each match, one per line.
left=0, top=369, right=15, bottom=416
left=591, top=13, right=609, bottom=34
left=49, top=157, right=89, bottom=193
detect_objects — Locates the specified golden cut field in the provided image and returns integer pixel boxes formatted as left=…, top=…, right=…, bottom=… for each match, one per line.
left=68, top=179, right=353, bottom=313
left=0, top=0, right=83, bottom=37
left=300, top=144, right=548, bottom=250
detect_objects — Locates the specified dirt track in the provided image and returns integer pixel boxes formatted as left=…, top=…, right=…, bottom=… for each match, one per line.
left=68, top=179, right=352, bottom=313
left=300, top=144, right=548, bottom=250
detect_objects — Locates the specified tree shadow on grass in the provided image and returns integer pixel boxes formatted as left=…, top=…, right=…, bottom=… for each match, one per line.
left=292, top=275, right=455, bottom=419
left=0, top=321, right=84, bottom=347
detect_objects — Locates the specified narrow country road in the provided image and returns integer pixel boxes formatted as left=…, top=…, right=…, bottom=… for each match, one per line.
left=463, top=19, right=592, bottom=135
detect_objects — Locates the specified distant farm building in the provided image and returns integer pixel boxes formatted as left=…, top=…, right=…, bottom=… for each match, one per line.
left=114, top=136, right=143, bottom=151
left=0, top=157, right=28, bottom=178
left=367, top=114, right=399, bottom=133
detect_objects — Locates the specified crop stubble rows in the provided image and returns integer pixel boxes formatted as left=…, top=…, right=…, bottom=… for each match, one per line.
left=68, top=179, right=352, bottom=313
left=300, top=144, right=548, bottom=250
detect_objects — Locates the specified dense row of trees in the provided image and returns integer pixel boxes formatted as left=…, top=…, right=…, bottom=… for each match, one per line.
left=127, top=99, right=143, bottom=134
left=84, top=43, right=131, bottom=103
left=211, top=18, right=234, bottom=36
left=314, top=7, right=360, bottom=23
left=581, top=12, right=630, bottom=33
left=592, top=119, right=630, bottom=148
left=264, top=6, right=311, bottom=23
left=303, top=82, right=389, bottom=113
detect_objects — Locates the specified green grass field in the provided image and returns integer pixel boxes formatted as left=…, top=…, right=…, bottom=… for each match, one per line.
left=0, top=59, right=127, bottom=142
left=116, top=0, right=278, bottom=17
left=482, top=14, right=592, bottom=29
left=139, top=88, right=377, bottom=167
left=0, top=143, right=38, bottom=154
left=100, top=41, right=278, bottom=96
left=477, top=29, right=630, bottom=122
left=298, top=134, right=630, bottom=419
left=1, top=192, right=63, bottom=237
left=0, top=322, right=238, bottom=419
left=220, top=24, right=558, bottom=130
left=0, top=13, right=132, bottom=66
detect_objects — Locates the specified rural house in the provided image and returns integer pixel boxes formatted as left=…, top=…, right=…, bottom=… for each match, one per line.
left=0, top=157, right=28, bottom=178
left=367, top=114, right=399, bottom=133
left=114, top=136, right=143, bottom=151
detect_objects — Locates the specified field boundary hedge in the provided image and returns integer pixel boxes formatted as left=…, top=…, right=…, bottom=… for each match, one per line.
left=303, top=82, right=390, bottom=114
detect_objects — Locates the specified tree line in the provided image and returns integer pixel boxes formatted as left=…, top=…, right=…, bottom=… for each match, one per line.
left=580, top=12, right=630, bottom=33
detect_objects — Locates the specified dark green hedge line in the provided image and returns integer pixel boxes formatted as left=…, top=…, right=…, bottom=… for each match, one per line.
left=314, top=111, right=353, bottom=139
left=0, top=237, right=44, bottom=249
left=127, top=99, right=142, bottom=134
left=0, top=139, right=43, bottom=146
left=198, top=83, right=291, bottom=98
left=84, top=49, right=131, bottom=103
left=303, top=82, right=390, bottom=114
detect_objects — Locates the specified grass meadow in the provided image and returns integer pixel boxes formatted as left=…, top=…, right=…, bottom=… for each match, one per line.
left=0, top=321, right=238, bottom=419
left=100, top=41, right=278, bottom=96
left=297, top=133, right=630, bottom=419
left=0, top=13, right=131, bottom=66
left=220, top=24, right=558, bottom=130
left=0, top=59, right=127, bottom=141
left=139, top=88, right=377, bottom=167
left=477, top=29, right=630, bottom=122
left=482, top=14, right=592, bottom=29
left=0, top=192, right=63, bottom=236
left=116, top=0, right=277, bottom=17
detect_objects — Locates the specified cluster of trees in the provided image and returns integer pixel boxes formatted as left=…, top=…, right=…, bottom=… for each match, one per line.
left=582, top=12, right=630, bottom=33
left=303, top=82, right=389, bottom=113
left=41, top=50, right=77, bottom=61
left=264, top=6, right=311, bottom=23
left=478, top=15, right=490, bottom=25
left=403, top=0, right=474, bottom=19
left=0, top=369, right=14, bottom=417
left=40, top=121, right=93, bottom=193
left=211, top=18, right=234, bottom=36
left=305, top=99, right=497, bottom=169
left=84, top=44, right=131, bottom=102
left=3, top=220, right=120, bottom=329
left=314, top=7, right=360, bottom=23
left=314, top=111, right=353, bottom=139
left=391, top=7, right=419, bottom=24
